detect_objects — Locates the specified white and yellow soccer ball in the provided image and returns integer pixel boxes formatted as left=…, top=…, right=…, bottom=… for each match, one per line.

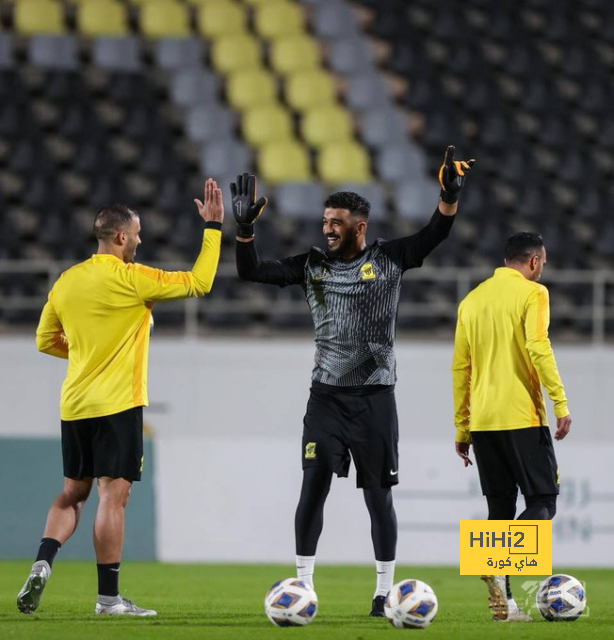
left=536, top=574, right=586, bottom=621
left=384, top=579, right=438, bottom=629
left=264, top=578, right=318, bottom=627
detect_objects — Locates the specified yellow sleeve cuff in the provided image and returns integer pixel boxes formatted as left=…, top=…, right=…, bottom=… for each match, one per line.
left=554, top=403, right=569, bottom=419
left=455, top=428, right=471, bottom=444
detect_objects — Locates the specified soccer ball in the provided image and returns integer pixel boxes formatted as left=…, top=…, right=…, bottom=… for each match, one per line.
left=384, top=579, right=438, bottom=629
left=536, top=574, right=586, bottom=621
left=264, top=578, right=318, bottom=627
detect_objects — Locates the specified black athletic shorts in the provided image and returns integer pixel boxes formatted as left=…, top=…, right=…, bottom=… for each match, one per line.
left=302, top=382, right=399, bottom=489
left=61, top=406, right=144, bottom=482
left=471, top=426, right=559, bottom=498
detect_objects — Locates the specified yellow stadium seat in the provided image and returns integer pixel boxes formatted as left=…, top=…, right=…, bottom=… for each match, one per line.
left=270, top=35, right=320, bottom=75
left=285, top=69, right=336, bottom=112
left=140, top=0, right=190, bottom=38
left=227, top=68, right=277, bottom=110
left=242, top=105, right=293, bottom=147
left=14, top=0, right=64, bottom=35
left=254, top=1, right=304, bottom=39
left=196, top=0, right=247, bottom=39
left=318, top=142, right=371, bottom=184
left=211, top=34, right=262, bottom=74
left=78, top=0, right=128, bottom=37
left=259, top=140, right=311, bottom=184
left=301, top=106, right=353, bottom=149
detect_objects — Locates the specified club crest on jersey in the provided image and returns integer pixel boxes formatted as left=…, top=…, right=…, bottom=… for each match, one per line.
left=360, top=263, right=376, bottom=280
left=305, top=442, right=317, bottom=459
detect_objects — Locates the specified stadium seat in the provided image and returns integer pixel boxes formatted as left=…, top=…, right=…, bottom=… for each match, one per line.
left=211, top=34, right=262, bottom=74
left=196, top=0, right=247, bottom=39
left=311, top=3, right=358, bottom=39
left=200, top=139, right=251, bottom=178
left=185, top=105, right=234, bottom=143
left=28, top=35, right=77, bottom=71
left=360, top=106, right=408, bottom=150
left=14, top=0, right=65, bottom=35
left=327, top=37, right=374, bottom=75
left=254, top=1, right=305, bottom=39
left=270, top=35, right=321, bottom=75
left=345, top=72, right=391, bottom=111
left=275, top=181, right=325, bottom=218
left=92, top=37, right=141, bottom=72
left=154, top=38, right=203, bottom=70
left=317, top=141, right=371, bottom=184
left=77, top=0, right=129, bottom=37
left=0, top=34, right=13, bottom=68
left=226, top=69, right=277, bottom=111
left=170, top=69, right=220, bottom=107
left=140, top=0, right=190, bottom=38
left=242, top=105, right=293, bottom=147
left=285, top=69, right=336, bottom=111
left=258, top=141, right=311, bottom=183
left=393, top=179, right=439, bottom=220
left=375, top=142, right=427, bottom=185
left=300, top=105, right=354, bottom=148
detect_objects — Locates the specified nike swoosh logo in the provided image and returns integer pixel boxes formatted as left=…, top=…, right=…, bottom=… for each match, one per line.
left=109, top=568, right=120, bottom=572
left=377, top=572, right=385, bottom=575
left=390, top=469, right=398, bottom=475
left=297, top=566, right=306, bottom=569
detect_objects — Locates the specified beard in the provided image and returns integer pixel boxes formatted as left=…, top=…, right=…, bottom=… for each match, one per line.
left=325, top=232, right=356, bottom=258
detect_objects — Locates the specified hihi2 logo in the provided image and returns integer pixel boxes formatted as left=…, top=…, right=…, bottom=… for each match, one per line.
left=459, top=521, right=552, bottom=575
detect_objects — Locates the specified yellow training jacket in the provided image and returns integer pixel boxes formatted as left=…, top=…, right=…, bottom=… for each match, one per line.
left=36, top=225, right=222, bottom=421
left=452, top=267, right=568, bottom=443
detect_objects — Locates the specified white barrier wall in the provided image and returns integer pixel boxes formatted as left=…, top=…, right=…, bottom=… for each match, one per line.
left=1, top=337, right=613, bottom=566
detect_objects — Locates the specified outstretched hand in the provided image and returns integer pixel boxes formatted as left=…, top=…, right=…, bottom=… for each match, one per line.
left=439, top=146, right=475, bottom=204
left=194, top=178, right=224, bottom=224
left=230, top=173, right=268, bottom=239
left=455, top=441, right=473, bottom=468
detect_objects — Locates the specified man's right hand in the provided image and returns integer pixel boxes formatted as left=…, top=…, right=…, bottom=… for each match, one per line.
left=194, top=178, right=224, bottom=224
left=230, top=173, right=268, bottom=239
left=555, top=415, right=572, bottom=440
left=455, top=441, right=473, bottom=467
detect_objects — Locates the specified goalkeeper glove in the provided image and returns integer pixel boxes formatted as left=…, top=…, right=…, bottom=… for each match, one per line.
left=230, top=173, right=268, bottom=239
left=438, top=145, right=475, bottom=204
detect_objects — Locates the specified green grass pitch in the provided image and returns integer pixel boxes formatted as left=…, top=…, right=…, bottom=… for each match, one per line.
left=1, top=562, right=612, bottom=639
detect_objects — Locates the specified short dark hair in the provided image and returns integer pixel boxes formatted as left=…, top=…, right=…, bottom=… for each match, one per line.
left=505, top=232, right=544, bottom=262
left=94, top=204, right=138, bottom=241
left=324, top=191, right=370, bottom=218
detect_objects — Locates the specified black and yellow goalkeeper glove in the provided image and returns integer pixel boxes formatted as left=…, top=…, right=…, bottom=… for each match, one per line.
left=438, top=145, right=475, bottom=204
left=230, top=173, right=268, bottom=239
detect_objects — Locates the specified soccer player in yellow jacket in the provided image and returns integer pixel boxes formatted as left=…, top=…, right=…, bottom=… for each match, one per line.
left=452, top=231, right=572, bottom=623
left=17, top=179, right=224, bottom=617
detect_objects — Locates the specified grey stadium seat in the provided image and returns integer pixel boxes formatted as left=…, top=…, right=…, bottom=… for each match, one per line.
left=199, top=140, right=251, bottom=179
left=28, top=35, right=78, bottom=71
left=275, top=182, right=325, bottom=219
left=0, top=34, right=14, bottom=68
left=376, top=142, right=427, bottom=184
left=185, top=105, right=234, bottom=144
left=345, top=72, right=391, bottom=111
left=327, top=37, right=374, bottom=75
left=92, top=37, right=141, bottom=72
left=312, top=3, right=359, bottom=39
left=361, top=106, right=408, bottom=150
left=393, top=179, right=438, bottom=221
left=170, top=69, right=220, bottom=108
left=154, top=38, right=204, bottom=70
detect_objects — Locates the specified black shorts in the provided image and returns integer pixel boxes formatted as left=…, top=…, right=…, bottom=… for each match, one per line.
left=302, top=382, right=399, bottom=489
left=61, top=407, right=144, bottom=482
left=471, top=426, right=559, bottom=498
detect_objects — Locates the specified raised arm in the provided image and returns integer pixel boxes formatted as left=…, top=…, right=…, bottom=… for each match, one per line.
left=133, top=179, right=224, bottom=302
left=382, top=146, right=475, bottom=270
left=232, top=173, right=307, bottom=286
left=36, top=290, right=69, bottom=359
